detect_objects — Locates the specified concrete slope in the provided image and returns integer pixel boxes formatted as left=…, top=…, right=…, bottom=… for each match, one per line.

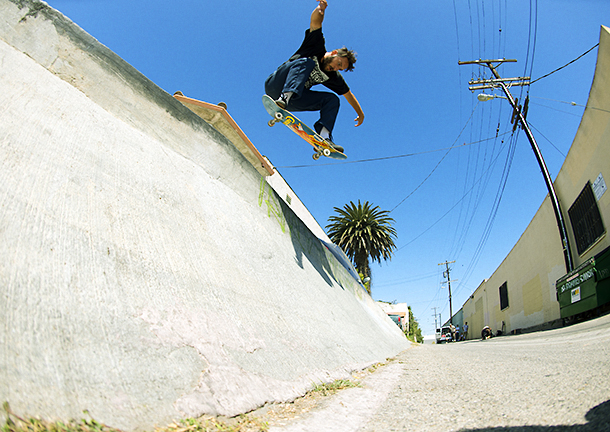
left=0, top=1, right=408, bottom=430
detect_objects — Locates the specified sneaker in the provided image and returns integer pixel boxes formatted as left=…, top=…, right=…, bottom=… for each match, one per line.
left=325, top=139, right=344, bottom=153
left=275, top=94, right=289, bottom=109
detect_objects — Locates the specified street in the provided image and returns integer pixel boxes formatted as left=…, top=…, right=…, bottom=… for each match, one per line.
left=266, top=313, right=610, bottom=431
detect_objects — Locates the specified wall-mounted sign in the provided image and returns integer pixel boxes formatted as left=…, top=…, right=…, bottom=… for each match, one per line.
left=593, top=173, right=607, bottom=200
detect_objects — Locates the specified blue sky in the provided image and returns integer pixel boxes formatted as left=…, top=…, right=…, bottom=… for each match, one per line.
left=46, top=0, right=609, bottom=335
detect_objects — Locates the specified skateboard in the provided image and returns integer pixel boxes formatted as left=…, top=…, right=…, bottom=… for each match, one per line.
left=262, top=95, right=347, bottom=160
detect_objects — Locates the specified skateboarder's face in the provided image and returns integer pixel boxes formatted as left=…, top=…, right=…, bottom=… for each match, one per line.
left=322, top=52, right=349, bottom=72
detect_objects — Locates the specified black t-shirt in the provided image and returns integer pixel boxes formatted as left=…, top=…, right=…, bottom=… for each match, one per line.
left=289, top=28, right=350, bottom=96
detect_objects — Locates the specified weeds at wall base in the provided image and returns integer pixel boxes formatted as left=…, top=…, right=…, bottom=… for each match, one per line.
left=1, top=402, right=268, bottom=432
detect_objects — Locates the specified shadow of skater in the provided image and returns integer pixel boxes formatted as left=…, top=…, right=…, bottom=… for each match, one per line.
left=462, top=399, right=610, bottom=431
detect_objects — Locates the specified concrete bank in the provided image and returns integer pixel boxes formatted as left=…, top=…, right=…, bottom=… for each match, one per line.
left=0, top=1, right=409, bottom=430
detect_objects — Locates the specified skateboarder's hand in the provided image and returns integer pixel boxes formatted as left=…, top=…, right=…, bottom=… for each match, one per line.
left=343, top=91, right=364, bottom=127
left=311, top=0, right=327, bottom=30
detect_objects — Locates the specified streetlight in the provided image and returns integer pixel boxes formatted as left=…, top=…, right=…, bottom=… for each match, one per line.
left=477, top=93, right=507, bottom=102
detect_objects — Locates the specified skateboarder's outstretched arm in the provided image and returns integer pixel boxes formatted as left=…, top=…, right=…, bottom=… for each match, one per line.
left=344, top=91, right=365, bottom=127
left=310, top=0, right=327, bottom=31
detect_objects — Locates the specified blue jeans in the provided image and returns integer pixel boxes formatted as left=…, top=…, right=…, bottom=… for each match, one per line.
left=265, top=58, right=340, bottom=140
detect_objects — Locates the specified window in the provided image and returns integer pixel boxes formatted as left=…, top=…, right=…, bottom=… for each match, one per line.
left=499, top=282, right=509, bottom=310
left=568, top=181, right=605, bottom=255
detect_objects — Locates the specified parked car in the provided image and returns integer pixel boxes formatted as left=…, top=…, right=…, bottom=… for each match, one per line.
left=438, top=326, right=452, bottom=343
left=388, top=314, right=402, bottom=328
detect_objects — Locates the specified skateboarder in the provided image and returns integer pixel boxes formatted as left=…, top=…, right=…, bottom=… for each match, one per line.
left=264, top=0, right=364, bottom=152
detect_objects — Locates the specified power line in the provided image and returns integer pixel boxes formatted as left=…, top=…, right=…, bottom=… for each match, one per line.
left=275, top=140, right=476, bottom=169
left=275, top=129, right=514, bottom=170
left=389, top=102, right=482, bottom=212
left=529, top=96, right=610, bottom=114
left=449, top=2, right=511, bottom=258
left=395, top=134, right=513, bottom=252
left=527, top=121, right=566, bottom=158
left=458, top=132, right=518, bottom=290
left=452, top=0, right=462, bottom=62
left=530, top=43, right=599, bottom=85
left=529, top=101, right=583, bottom=118
left=449, top=120, right=510, bottom=262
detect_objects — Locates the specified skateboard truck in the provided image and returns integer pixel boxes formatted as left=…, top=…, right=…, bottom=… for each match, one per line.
left=313, top=144, right=332, bottom=160
left=268, top=111, right=283, bottom=127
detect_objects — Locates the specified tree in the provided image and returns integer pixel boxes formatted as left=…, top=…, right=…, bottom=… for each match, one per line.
left=326, top=200, right=397, bottom=293
left=407, top=306, right=424, bottom=343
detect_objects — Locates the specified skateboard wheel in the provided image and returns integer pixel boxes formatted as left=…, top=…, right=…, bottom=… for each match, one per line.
left=312, top=153, right=320, bottom=160
left=274, top=112, right=283, bottom=121
left=323, top=148, right=331, bottom=157
left=268, top=119, right=276, bottom=127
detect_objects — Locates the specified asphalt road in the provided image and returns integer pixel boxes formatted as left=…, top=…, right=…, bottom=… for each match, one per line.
left=268, top=313, right=610, bottom=432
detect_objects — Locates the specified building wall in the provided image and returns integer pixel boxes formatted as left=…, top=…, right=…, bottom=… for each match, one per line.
left=462, top=26, right=610, bottom=338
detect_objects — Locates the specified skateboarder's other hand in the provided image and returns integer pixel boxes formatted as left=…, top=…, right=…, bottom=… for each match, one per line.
left=354, top=114, right=364, bottom=127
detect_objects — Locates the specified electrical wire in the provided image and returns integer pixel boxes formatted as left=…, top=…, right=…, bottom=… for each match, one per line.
left=530, top=43, right=599, bottom=85
left=530, top=96, right=610, bottom=114
left=458, top=130, right=519, bottom=291
left=450, top=0, right=508, bottom=259
left=274, top=133, right=507, bottom=169
left=528, top=101, right=583, bottom=118
left=452, top=0, right=462, bottom=62
left=445, top=0, right=534, bottom=301
left=389, top=102, right=481, bottom=213
left=395, top=131, right=514, bottom=253
left=527, top=121, right=566, bottom=158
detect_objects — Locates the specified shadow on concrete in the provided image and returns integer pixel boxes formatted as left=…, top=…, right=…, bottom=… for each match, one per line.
left=463, top=399, right=610, bottom=431
left=281, top=198, right=341, bottom=288
left=259, top=180, right=362, bottom=292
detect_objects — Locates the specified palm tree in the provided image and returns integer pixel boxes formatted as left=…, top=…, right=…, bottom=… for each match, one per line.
left=326, top=200, right=397, bottom=293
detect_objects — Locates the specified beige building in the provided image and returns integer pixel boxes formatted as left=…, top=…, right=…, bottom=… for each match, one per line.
left=378, top=302, right=409, bottom=333
left=461, top=26, right=610, bottom=338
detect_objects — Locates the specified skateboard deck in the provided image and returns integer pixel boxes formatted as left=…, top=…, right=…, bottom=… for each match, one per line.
left=262, top=95, right=347, bottom=160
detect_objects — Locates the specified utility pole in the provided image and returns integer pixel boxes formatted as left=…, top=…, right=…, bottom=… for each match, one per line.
left=432, top=307, right=439, bottom=331
left=439, top=260, right=456, bottom=324
left=458, top=59, right=574, bottom=273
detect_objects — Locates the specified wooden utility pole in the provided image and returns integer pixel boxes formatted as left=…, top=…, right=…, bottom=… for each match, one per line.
left=458, top=59, right=574, bottom=273
left=439, top=260, right=456, bottom=324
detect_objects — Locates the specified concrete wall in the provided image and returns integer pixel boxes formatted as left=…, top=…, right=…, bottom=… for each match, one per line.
left=461, top=26, right=610, bottom=338
left=0, top=1, right=408, bottom=429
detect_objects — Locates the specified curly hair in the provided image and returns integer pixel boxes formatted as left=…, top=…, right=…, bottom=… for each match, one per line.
left=336, top=47, right=357, bottom=71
